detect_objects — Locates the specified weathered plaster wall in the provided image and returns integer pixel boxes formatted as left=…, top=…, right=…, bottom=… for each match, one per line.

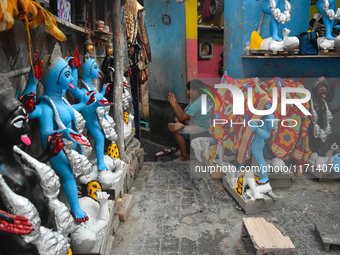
left=143, top=0, right=189, bottom=144
left=144, top=0, right=187, bottom=103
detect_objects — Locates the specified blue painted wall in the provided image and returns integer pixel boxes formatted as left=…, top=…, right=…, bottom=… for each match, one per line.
left=144, top=0, right=187, bottom=103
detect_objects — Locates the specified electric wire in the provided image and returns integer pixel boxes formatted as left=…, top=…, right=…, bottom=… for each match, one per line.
left=146, top=0, right=170, bottom=27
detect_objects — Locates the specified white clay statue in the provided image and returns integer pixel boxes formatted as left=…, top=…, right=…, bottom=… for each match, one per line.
left=71, top=182, right=110, bottom=253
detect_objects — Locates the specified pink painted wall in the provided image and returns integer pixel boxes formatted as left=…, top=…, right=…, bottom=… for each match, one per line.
left=198, top=41, right=223, bottom=79
left=187, top=38, right=198, bottom=81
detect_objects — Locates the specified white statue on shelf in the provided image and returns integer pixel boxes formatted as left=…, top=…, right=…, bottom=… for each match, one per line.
left=13, top=146, right=74, bottom=236
left=79, top=155, right=125, bottom=190
left=124, top=113, right=135, bottom=138
left=316, top=0, right=340, bottom=50
left=250, top=0, right=299, bottom=52
left=71, top=180, right=111, bottom=253
left=259, top=28, right=299, bottom=52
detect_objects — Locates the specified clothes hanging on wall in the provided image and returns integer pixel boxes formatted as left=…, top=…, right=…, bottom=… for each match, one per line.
left=202, top=0, right=212, bottom=21
left=123, top=0, right=151, bottom=76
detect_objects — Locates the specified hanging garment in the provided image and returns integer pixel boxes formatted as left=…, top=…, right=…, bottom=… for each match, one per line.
left=202, top=0, right=212, bottom=21
left=210, top=75, right=273, bottom=164
left=259, top=78, right=311, bottom=163
left=0, top=0, right=66, bottom=41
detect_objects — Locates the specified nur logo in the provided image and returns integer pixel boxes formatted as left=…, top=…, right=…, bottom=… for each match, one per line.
left=199, top=86, right=222, bottom=115
left=201, top=84, right=312, bottom=116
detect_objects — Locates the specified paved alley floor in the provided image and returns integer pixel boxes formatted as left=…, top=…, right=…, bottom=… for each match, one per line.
left=110, top=161, right=340, bottom=255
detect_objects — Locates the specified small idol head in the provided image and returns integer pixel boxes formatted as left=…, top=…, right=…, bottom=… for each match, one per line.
left=43, top=58, right=74, bottom=92
left=313, top=76, right=328, bottom=100
left=82, top=57, right=102, bottom=80
left=0, top=96, right=31, bottom=147
left=42, top=44, right=75, bottom=92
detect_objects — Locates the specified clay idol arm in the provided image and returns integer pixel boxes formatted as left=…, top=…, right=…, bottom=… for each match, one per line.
left=326, top=80, right=339, bottom=102
left=71, top=90, right=96, bottom=112
left=21, top=69, right=38, bottom=98
left=36, top=132, right=64, bottom=163
left=69, top=85, right=85, bottom=104
left=330, top=106, right=340, bottom=115
left=38, top=104, right=89, bottom=147
left=19, top=50, right=43, bottom=100
left=28, top=104, right=43, bottom=119
left=101, top=83, right=111, bottom=96
left=91, top=191, right=110, bottom=233
left=38, top=105, right=59, bottom=143
left=256, top=128, right=271, bottom=140
left=0, top=209, right=34, bottom=235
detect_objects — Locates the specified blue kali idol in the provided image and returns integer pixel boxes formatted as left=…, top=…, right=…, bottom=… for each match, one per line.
left=22, top=44, right=91, bottom=222
left=256, top=0, right=291, bottom=41
left=67, top=51, right=118, bottom=173
left=250, top=103, right=276, bottom=185
left=316, top=0, right=340, bottom=40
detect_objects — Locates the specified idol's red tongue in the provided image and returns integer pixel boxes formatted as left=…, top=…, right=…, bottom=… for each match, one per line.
left=322, top=95, right=326, bottom=99
left=69, top=83, right=75, bottom=89
left=21, top=135, right=31, bottom=145
left=97, top=74, right=102, bottom=78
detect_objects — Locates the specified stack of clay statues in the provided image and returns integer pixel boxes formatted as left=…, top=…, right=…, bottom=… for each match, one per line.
left=0, top=43, right=126, bottom=254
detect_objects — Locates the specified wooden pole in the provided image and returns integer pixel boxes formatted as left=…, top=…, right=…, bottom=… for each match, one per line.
left=3, top=67, right=31, bottom=78
left=111, top=0, right=126, bottom=160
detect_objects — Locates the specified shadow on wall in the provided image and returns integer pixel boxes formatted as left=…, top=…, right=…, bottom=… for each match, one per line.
left=148, top=99, right=188, bottom=148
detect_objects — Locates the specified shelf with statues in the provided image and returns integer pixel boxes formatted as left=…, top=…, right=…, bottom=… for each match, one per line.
left=241, top=39, right=340, bottom=58
left=222, top=172, right=284, bottom=215
left=79, top=158, right=128, bottom=202
left=244, top=0, right=340, bottom=60
left=241, top=52, right=340, bottom=59
left=53, top=15, right=113, bottom=43
left=242, top=42, right=340, bottom=58
left=53, top=15, right=87, bottom=35
left=92, top=30, right=113, bottom=43
left=217, top=158, right=286, bottom=215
